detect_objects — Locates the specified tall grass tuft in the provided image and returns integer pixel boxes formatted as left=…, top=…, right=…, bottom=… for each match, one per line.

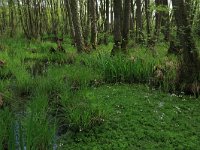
left=0, top=108, right=16, bottom=150
left=55, top=90, right=107, bottom=133
left=86, top=53, right=156, bottom=83
left=23, top=94, right=56, bottom=150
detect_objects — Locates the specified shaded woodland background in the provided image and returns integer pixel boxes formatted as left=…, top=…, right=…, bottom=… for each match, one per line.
left=0, top=0, right=200, bottom=91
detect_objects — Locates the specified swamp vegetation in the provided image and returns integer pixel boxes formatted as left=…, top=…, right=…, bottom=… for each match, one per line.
left=0, top=0, right=200, bottom=149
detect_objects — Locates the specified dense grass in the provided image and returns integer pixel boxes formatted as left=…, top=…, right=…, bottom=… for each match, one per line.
left=59, top=84, right=200, bottom=149
left=0, top=37, right=199, bottom=149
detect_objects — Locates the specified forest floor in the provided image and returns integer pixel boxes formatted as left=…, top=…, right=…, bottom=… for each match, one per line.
left=59, top=84, right=200, bottom=149
left=0, top=37, right=200, bottom=149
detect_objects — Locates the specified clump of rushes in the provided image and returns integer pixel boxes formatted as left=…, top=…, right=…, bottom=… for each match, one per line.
left=55, top=90, right=107, bottom=134
left=0, top=108, right=16, bottom=150
left=8, top=61, right=34, bottom=98
left=89, top=53, right=156, bottom=83
left=22, top=94, right=56, bottom=150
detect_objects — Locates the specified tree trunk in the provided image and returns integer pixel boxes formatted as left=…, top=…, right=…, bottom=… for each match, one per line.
left=90, top=0, right=98, bottom=49
left=104, top=0, right=110, bottom=45
left=69, top=0, right=85, bottom=52
left=65, top=0, right=76, bottom=45
left=111, top=0, right=122, bottom=55
left=172, top=0, right=200, bottom=94
left=83, top=0, right=91, bottom=46
left=154, top=0, right=162, bottom=40
left=121, top=0, right=131, bottom=51
left=144, top=0, right=151, bottom=45
left=8, top=0, right=15, bottom=37
left=111, top=0, right=114, bottom=32
left=161, top=0, right=170, bottom=41
left=136, top=0, right=142, bottom=43
left=130, top=0, right=135, bottom=38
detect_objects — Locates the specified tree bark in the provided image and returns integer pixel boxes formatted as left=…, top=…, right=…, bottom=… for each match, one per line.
left=65, top=0, right=76, bottom=45
left=90, top=0, right=98, bottom=49
left=172, top=0, right=200, bottom=92
left=136, top=0, right=142, bottom=43
left=154, top=0, right=162, bottom=40
left=69, top=0, right=85, bottom=52
left=144, top=0, right=151, bottom=44
left=111, top=0, right=122, bottom=55
left=121, top=0, right=131, bottom=51
left=104, top=0, right=110, bottom=45
left=161, top=0, right=170, bottom=41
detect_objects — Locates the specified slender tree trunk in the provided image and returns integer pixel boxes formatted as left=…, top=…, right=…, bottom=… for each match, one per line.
left=130, top=0, right=135, bottom=38
left=145, top=0, right=151, bottom=45
left=65, top=0, right=75, bottom=45
left=8, top=0, right=15, bottom=37
left=111, top=0, right=122, bottom=55
left=90, top=0, right=98, bottom=49
left=83, top=0, right=91, bottom=46
left=154, top=0, right=162, bottom=40
left=136, top=0, right=142, bottom=43
left=121, top=0, right=131, bottom=51
left=161, top=0, right=170, bottom=41
left=104, top=0, right=110, bottom=45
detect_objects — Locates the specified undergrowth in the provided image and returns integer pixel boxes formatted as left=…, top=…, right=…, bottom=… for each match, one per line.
left=0, top=37, right=199, bottom=149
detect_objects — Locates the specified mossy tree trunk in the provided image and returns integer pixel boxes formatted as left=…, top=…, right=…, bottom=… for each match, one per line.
left=172, top=0, right=200, bottom=90
left=161, top=0, right=170, bottom=41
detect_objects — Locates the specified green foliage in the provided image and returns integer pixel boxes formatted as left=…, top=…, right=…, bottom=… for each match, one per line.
left=0, top=108, right=16, bottom=150
left=59, top=85, right=200, bottom=149
left=98, top=54, right=155, bottom=83
left=0, top=37, right=199, bottom=150
left=193, top=14, right=200, bottom=37
left=56, top=90, right=108, bottom=132
left=22, top=94, right=56, bottom=150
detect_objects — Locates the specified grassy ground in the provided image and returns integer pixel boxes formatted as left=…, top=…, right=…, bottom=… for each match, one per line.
left=59, top=84, right=200, bottom=149
left=0, top=37, right=199, bottom=149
